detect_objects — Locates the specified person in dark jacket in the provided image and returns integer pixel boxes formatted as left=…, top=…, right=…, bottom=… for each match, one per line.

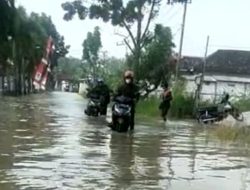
left=220, top=93, right=230, bottom=105
left=112, top=70, right=140, bottom=130
left=87, top=78, right=110, bottom=115
left=159, top=83, right=173, bottom=121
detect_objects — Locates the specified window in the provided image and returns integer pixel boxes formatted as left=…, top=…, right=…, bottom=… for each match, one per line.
left=205, top=81, right=211, bottom=85
left=228, top=83, right=236, bottom=87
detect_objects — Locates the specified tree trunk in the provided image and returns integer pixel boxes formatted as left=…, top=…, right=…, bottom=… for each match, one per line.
left=135, top=4, right=143, bottom=74
left=17, top=58, right=22, bottom=95
left=1, top=75, right=4, bottom=95
left=7, top=69, right=11, bottom=93
left=27, top=76, right=30, bottom=94
left=1, top=64, right=6, bottom=94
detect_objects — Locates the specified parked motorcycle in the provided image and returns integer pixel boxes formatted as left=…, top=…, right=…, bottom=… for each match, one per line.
left=196, top=103, right=244, bottom=124
left=111, top=96, right=133, bottom=132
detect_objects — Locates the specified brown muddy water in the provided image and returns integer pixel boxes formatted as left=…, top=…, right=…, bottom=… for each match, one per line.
left=0, top=92, right=250, bottom=190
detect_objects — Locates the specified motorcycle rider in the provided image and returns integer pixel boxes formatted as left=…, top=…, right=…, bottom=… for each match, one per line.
left=87, top=78, right=110, bottom=115
left=111, top=70, right=140, bottom=131
left=220, top=93, right=230, bottom=104
left=159, top=82, right=173, bottom=121
left=220, top=93, right=232, bottom=112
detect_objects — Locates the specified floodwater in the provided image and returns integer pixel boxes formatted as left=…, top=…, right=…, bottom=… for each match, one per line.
left=0, top=92, right=250, bottom=190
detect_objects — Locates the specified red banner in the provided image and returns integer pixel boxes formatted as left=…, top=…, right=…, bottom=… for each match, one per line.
left=33, top=36, right=53, bottom=90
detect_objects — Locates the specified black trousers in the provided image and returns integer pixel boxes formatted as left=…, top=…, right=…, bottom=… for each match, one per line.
left=160, top=101, right=170, bottom=119
left=130, top=106, right=135, bottom=130
left=100, top=103, right=108, bottom=115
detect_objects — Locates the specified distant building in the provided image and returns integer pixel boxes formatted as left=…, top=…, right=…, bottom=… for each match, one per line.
left=180, top=50, right=250, bottom=102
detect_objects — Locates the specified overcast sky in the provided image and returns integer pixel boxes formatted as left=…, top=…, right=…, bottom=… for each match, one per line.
left=16, top=0, right=250, bottom=59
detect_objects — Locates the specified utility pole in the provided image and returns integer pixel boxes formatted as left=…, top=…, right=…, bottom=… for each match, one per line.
left=199, top=35, right=210, bottom=100
left=176, top=0, right=188, bottom=80
left=193, top=36, right=210, bottom=113
left=202, top=36, right=210, bottom=79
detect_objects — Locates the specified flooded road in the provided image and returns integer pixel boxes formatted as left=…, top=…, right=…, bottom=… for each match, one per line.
left=0, top=92, right=250, bottom=190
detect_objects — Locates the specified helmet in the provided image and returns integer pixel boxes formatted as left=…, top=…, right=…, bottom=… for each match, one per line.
left=124, top=70, right=134, bottom=78
left=162, top=81, right=168, bottom=89
left=97, top=78, right=104, bottom=85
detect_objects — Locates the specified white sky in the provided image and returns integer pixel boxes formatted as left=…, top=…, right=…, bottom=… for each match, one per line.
left=17, top=0, right=250, bottom=59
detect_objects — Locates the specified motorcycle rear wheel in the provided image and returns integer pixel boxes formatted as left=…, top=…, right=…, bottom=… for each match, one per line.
left=231, top=108, right=244, bottom=121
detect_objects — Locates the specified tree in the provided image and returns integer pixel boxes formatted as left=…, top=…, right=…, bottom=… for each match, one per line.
left=137, top=24, right=175, bottom=97
left=62, top=0, right=162, bottom=72
left=56, top=57, right=83, bottom=82
left=167, top=0, right=189, bottom=4
left=0, top=0, right=15, bottom=92
left=101, top=57, right=126, bottom=89
left=82, top=26, right=102, bottom=78
left=0, top=3, right=70, bottom=95
left=62, top=0, right=189, bottom=72
left=29, top=12, right=70, bottom=68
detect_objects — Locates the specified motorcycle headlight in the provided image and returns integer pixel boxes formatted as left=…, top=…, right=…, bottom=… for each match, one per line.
left=89, top=101, right=95, bottom=106
left=114, top=105, right=121, bottom=114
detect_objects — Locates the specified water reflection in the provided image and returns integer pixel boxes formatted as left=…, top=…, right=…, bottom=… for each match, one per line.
left=109, top=133, right=135, bottom=189
left=0, top=92, right=250, bottom=190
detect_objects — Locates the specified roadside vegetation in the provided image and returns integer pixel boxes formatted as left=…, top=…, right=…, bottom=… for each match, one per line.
left=136, top=80, right=195, bottom=119
left=213, top=125, right=250, bottom=144
left=234, top=97, right=250, bottom=112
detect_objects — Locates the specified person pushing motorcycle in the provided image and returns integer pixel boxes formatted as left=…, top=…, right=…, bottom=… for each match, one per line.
left=87, top=78, right=110, bottom=115
left=111, top=70, right=140, bottom=131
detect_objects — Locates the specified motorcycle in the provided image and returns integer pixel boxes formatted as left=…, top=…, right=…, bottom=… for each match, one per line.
left=84, top=94, right=102, bottom=117
left=196, top=103, right=244, bottom=124
left=111, top=96, right=133, bottom=132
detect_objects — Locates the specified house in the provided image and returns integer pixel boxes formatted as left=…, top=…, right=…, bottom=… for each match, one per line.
left=180, top=50, right=250, bottom=102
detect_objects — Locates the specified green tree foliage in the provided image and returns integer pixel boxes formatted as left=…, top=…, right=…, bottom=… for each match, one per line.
left=82, top=26, right=102, bottom=77
left=62, top=0, right=162, bottom=70
left=101, top=57, right=126, bottom=89
left=62, top=0, right=180, bottom=97
left=0, top=2, right=69, bottom=95
left=136, top=24, right=174, bottom=96
left=56, top=57, right=83, bottom=82
left=167, top=0, right=189, bottom=4
left=0, top=0, right=15, bottom=75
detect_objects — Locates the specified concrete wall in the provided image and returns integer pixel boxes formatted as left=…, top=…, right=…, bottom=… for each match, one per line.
left=79, top=82, right=88, bottom=95
left=216, top=81, right=246, bottom=97
left=184, top=76, right=250, bottom=102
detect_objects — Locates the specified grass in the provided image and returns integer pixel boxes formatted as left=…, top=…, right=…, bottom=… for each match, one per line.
left=136, top=97, right=161, bottom=118
left=170, top=93, right=194, bottom=118
left=136, top=94, right=195, bottom=119
left=213, top=125, right=250, bottom=144
left=234, top=97, right=250, bottom=112
left=136, top=80, right=195, bottom=119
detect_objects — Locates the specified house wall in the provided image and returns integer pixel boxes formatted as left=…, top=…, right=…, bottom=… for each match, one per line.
left=200, top=81, right=217, bottom=102
left=245, top=84, right=250, bottom=95
left=185, top=80, right=196, bottom=94
left=184, top=76, right=250, bottom=102
left=216, top=81, right=246, bottom=97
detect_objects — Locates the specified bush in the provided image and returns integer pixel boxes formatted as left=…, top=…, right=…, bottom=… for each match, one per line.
left=234, top=97, right=250, bottom=112
left=170, top=80, right=195, bottom=118
left=136, top=97, right=161, bottom=118
left=136, top=80, right=195, bottom=119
